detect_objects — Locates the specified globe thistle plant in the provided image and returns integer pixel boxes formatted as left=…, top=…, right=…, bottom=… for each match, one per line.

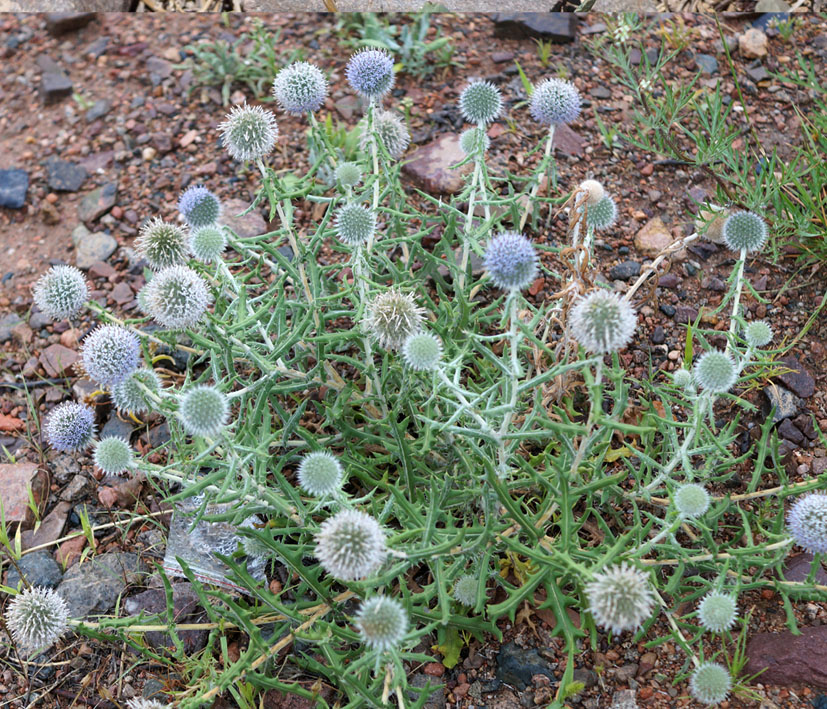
left=579, top=179, right=605, bottom=207
left=93, top=436, right=135, bottom=476
left=179, top=385, right=229, bottom=438
left=189, top=225, right=227, bottom=264
left=80, top=324, right=140, bottom=388
left=673, top=483, right=710, bottom=519
left=673, top=368, right=693, bottom=389
left=314, top=508, right=387, bottom=580
left=585, top=195, right=618, bottom=231
left=483, top=231, right=539, bottom=292
left=689, top=662, right=732, bottom=706
left=32, top=265, right=88, bottom=321
left=365, top=289, right=424, bottom=350
left=5, top=586, right=70, bottom=654
left=334, top=203, right=376, bottom=247
left=569, top=290, right=637, bottom=354
left=334, top=161, right=362, bottom=188
left=585, top=563, right=655, bottom=634
left=297, top=451, right=344, bottom=497
left=111, top=367, right=161, bottom=416
left=459, top=126, right=490, bottom=156
left=218, top=103, right=279, bottom=162
left=530, top=77, right=581, bottom=126
left=744, top=320, right=773, bottom=348
left=136, top=217, right=190, bottom=271
left=459, top=80, right=502, bottom=125
left=125, top=700, right=171, bottom=709
left=722, top=210, right=768, bottom=253
left=178, top=186, right=222, bottom=229
left=355, top=596, right=409, bottom=654
left=402, top=332, right=442, bottom=372
left=692, top=350, right=738, bottom=394
left=346, top=48, right=395, bottom=100
left=142, top=266, right=211, bottom=330
left=273, top=61, right=328, bottom=114
left=787, top=493, right=827, bottom=554
left=44, top=401, right=95, bottom=451
left=360, top=110, right=410, bottom=159
left=453, top=574, right=478, bottom=607
left=697, top=591, right=738, bottom=633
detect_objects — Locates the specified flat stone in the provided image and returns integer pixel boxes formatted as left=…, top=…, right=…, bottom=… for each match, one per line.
left=590, top=86, right=612, bottom=99
left=0, top=464, right=48, bottom=529
left=5, top=551, right=63, bottom=589
left=491, top=51, right=514, bottom=64
left=552, top=123, right=584, bottom=158
left=20, top=501, right=72, bottom=551
left=609, top=261, right=641, bottom=281
left=612, top=689, right=638, bottom=709
left=634, top=216, right=685, bottom=260
left=763, top=383, right=798, bottom=422
left=75, top=230, right=117, bottom=269
left=492, top=13, right=576, bottom=42
left=86, top=98, right=111, bottom=122
left=110, top=281, right=134, bottom=305
left=746, top=64, right=771, bottom=83
left=101, top=413, right=133, bottom=440
left=780, top=553, right=827, bottom=586
left=695, top=54, right=718, bottom=74
left=777, top=356, right=815, bottom=398
left=673, top=306, right=698, bottom=324
left=0, top=168, right=29, bottom=209
left=45, top=13, right=96, bottom=36
left=123, top=583, right=208, bottom=653
left=56, top=551, right=148, bottom=619
left=778, top=418, right=804, bottom=445
left=46, top=159, right=87, bottom=193
left=221, top=198, right=268, bottom=239
left=753, top=11, right=790, bottom=31
left=739, top=28, right=768, bottom=59
left=78, top=182, right=117, bottom=222
left=402, top=133, right=472, bottom=195
left=495, top=641, right=556, bottom=691
left=40, top=70, right=73, bottom=106
left=658, top=272, right=681, bottom=289
left=746, top=626, right=827, bottom=688
left=40, top=344, right=79, bottom=377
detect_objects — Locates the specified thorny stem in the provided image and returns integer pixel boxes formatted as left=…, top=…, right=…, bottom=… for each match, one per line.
left=495, top=291, right=524, bottom=477
left=367, top=101, right=381, bottom=252
left=726, top=248, right=747, bottom=351
left=519, top=124, right=555, bottom=231
left=458, top=146, right=483, bottom=293
left=353, top=247, right=388, bottom=416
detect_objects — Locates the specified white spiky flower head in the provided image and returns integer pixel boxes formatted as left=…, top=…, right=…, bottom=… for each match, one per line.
left=692, top=350, right=738, bottom=394
left=484, top=231, right=539, bottom=292
left=125, top=699, right=171, bottom=709
left=673, top=368, right=693, bottom=389
left=272, top=61, right=328, bottom=114
left=365, top=289, right=424, bottom=351
left=32, top=265, right=88, bottom=321
left=722, top=210, right=768, bottom=253
left=136, top=217, right=190, bottom=271
left=297, top=451, right=344, bottom=497
left=178, top=186, right=222, bottom=230
left=787, top=493, right=827, bottom=554
left=219, top=102, right=278, bottom=162
left=346, top=48, right=395, bottom=100
left=334, top=161, right=362, bottom=189
left=189, top=225, right=227, bottom=264
left=142, top=266, right=211, bottom=330
left=355, top=596, right=409, bottom=653
left=360, top=110, right=410, bottom=159
left=314, top=508, right=387, bottom=581
left=402, top=332, right=442, bottom=372
left=93, top=436, right=135, bottom=476
left=579, top=180, right=605, bottom=207
left=179, top=385, right=228, bottom=438
left=44, top=401, right=95, bottom=452
left=698, top=591, right=738, bottom=633
left=585, top=195, right=618, bottom=231
left=459, top=80, right=503, bottom=125
left=530, top=77, right=581, bottom=126
left=569, top=290, right=637, bottom=354
left=334, top=203, right=376, bottom=247
left=585, top=562, right=654, bottom=634
left=744, top=320, right=773, bottom=349
left=81, top=325, right=141, bottom=388
left=453, top=575, right=478, bottom=607
left=673, top=483, right=710, bottom=519
left=689, top=662, right=732, bottom=706
left=5, top=586, right=70, bottom=655
left=111, top=367, right=161, bottom=416
left=459, top=127, right=490, bottom=156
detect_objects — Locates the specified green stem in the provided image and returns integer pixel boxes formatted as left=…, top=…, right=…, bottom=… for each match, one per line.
left=519, top=124, right=555, bottom=231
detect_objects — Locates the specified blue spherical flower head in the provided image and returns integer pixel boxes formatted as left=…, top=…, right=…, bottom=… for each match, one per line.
left=484, top=231, right=539, bottom=292
left=530, top=78, right=581, bottom=126
left=787, top=493, right=827, bottom=554
left=459, top=80, right=502, bottom=125
left=178, top=186, right=222, bottom=229
left=273, top=61, right=328, bottom=114
left=44, top=401, right=95, bottom=452
left=346, top=49, right=395, bottom=100
left=81, top=325, right=141, bottom=388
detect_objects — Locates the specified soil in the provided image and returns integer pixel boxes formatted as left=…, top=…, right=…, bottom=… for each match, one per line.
left=0, top=10, right=826, bottom=709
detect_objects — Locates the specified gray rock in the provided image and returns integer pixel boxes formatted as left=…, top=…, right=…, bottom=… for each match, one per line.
left=221, top=198, right=267, bottom=239
left=746, top=64, right=771, bottom=83
left=763, top=383, right=797, bottom=422
left=777, top=355, right=815, bottom=398
left=86, top=98, right=111, bottom=122
left=123, top=582, right=208, bottom=653
left=5, top=551, right=63, bottom=589
left=495, top=641, right=556, bottom=691
left=492, top=13, right=577, bottom=42
left=101, top=414, right=133, bottom=441
left=407, top=672, right=446, bottom=709
left=45, top=12, right=96, bottom=36
left=695, top=54, right=718, bottom=74
left=47, top=159, right=88, bottom=193
left=609, top=261, right=641, bottom=281
left=0, top=168, right=29, bottom=209
left=612, top=689, right=638, bottom=709
left=56, top=552, right=147, bottom=618
left=78, top=182, right=117, bottom=222
left=778, top=418, right=804, bottom=445
left=72, top=224, right=117, bottom=269
left=0, top=312, right=24, bottom=343
left=40, top=69, right=73, bottom=105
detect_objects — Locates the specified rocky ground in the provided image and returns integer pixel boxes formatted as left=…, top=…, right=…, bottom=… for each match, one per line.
left=0, top=10, right=826, bottom=708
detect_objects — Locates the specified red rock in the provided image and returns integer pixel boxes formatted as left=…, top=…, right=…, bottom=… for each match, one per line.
left=529, top=277, right=545, bottom=296
left=0, top=463, right=48, bottom=529
left=110, top=281, right=134, bottom=305
left=40, top=343, right=79, bottom=377
left=552, top=123, right=584, bottom=158
left=98, top=476, right=144, bottom=508
left=640, top=163, right=654, bottom=176
left=88, top=261, right=117, bottom=280
left=746, top=626, right=827, bottom=688
left=56, top=535, right=87, bottom=568
left=222, top=199, right=268, bottom=239
left=20, top=500, right=72, bottom=550
left=0, top=414, right=24, bottom=432
left=402, top=133, right=472, bottom=195
left=424, top=662, right=445, bottom=677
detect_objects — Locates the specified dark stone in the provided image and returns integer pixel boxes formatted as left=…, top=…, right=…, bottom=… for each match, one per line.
left=85, top=36, right=109, bottom=59
left=46, top=159, right=88, bottom=193
left=590, top=86, right=612, bottom=99
left=86, top=98, right=111, bottom=122
left=123, top=583, right=209, bottom=653
left=746, top=64, right=771, bottom=83
left=659, top=304, right=676, bottom=317
left=752, top=12, right=789, bottom=32
left=695, top=54, right=718, bottom=74
left=56, top=552, right=148, bottom=618
left=45, top=13, right=96, bottom=36
left=491, top=13, right=577, bottom=42
left=776, top=356, right=815, bottom=398
left=40, top=69, right=73, bottom=105
left=778, top=418, right=804, bottom=445
left=746, top=626, right=827, bottom=688
left=101, top=414, right=133, bottom=441
left=152, top=132, right=173, bottom=154
left=495, top=642, right=556, bottom=691
left=552, top=123, right=584, bottom=158
left=673, top=306, right=698, bottom=324
left=651, top=326, right=665, bottom=345
left=0, top=169, right=29, bottom=209
left=5, top=551, right=63, bottom=589
left=78, top=183, right=117, bottom=223
left=701, top=276, right=726, bottom=292
left=609, top=261, right=641, bottom=281
left=763, top=383, right=797, bottom=423
left=780, top=553, right=827, bottom=585
left=658, top=273, right=680, bottom=289
left=492, top=51, right=514, bottom=64
left=573, top=668, right=598, bottom=688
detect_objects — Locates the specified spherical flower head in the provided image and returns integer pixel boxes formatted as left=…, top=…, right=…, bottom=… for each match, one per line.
left=361, top=110, right=410, bottom=159
left=335, top=203, right=376, bottom=247
left=689, top=662, right=732, bottom=706
left=32, top=265, right=88, bottom=321
left=218, top=102, right=278, bottom=162
left=787, top=493, right=827, bottom=554
left=314, top=508, right=387, bottom=580
left=530, top=77, right=581, bottom=125
left=5, top=586, right=70, bottom=655
left=111, top=367, right=161, bottom=416
left=189, top=225, right=227, bottom=264
left=365, top=290, right=425, bottom=351
left=459, top=127, right=490, bottom=156
left=579, top=179, right=605, bottom=207
left=136, top=217, right=189, bottom=271
left=297, top=451, right=344, bottom=497
left=723, top=211, right=768, bottom=253
left=335, top=161, right=362, bottom=189
left=44, top=401, right=95, bottom=451
left=569, top=290, right=637, bottom=354
left=94, top=437, right=135, bottom=476
left=673, top=368, right=693, bottom=388
left=402, top=332, right=442, bottom=371
left=453, top=575, right=478, bottom=607
left=698, top=591, right=738, bottom=633
left=179, top=385, right=228, bottom=438
left=586, top=195, right=618, bottom=231
left=585, top=562, right=654, bottom=634
left=81, top=325, right=140, bottom=389
left=693, top=350, right=737, bottom=394
left=673, top=483, right=710, bottom=519
left=459, top=80, right=502, bottom=125
left=142, top=266, right=211, bottom=330
left=355, top=596, right=409, bottom=653
left=346, top=48, right=395, bottom=99
left=484, top=231, right=539, bottom=292
left=178, top=186, right=222, bottom=229
left=273, top=61, right=328, bottom=114
left=744, top=320, right=773, bottom=349
left=126, top=700, right=171, bottom=709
